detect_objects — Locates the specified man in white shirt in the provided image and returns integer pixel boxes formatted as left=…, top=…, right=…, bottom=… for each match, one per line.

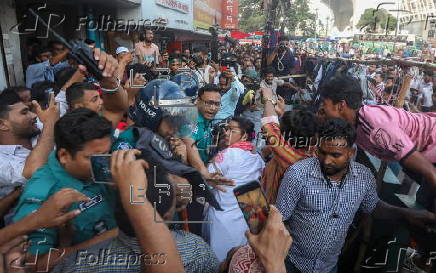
left=367, top=64, right=377, bottom=78
left=417, top=70, right=434, bottom=112
left=258, top=67, right=293, bottom=105
left=0, top=89, right=59, bottom=223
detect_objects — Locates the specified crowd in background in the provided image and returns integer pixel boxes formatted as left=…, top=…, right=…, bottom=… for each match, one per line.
left=0, top=28, right=436, bottom=273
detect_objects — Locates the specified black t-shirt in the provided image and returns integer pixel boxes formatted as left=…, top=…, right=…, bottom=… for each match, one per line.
left=272, top=48, right=295, bottom=77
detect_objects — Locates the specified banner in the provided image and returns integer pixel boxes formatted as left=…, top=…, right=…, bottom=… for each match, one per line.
left=193, top=0, right=222, bottom=30
left=142, top=0, right=193, bottom=31
left=354, top=34, right=408, bottom=43
left=155, top=0, right=190, bottom=14
left=221, top=0, right=238, bottom=30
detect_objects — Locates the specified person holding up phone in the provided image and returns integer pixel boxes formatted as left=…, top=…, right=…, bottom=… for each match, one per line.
left=202, top=117, right=265, bottom=262
left=226, top=205, right=292, bottom=273
left=13, top=109, right=118, bottom=272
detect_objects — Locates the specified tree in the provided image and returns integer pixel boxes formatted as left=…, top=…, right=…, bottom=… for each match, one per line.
left=356, top=8, right=398, bottom=33
left=281, top=0, right=316, bottom=36
left=238, top=0, right=265, bottom=32
left=238, top=0, right=316, bottom=36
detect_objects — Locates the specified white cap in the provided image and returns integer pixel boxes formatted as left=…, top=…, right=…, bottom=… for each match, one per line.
left=116, top=46, right=129, bottom=55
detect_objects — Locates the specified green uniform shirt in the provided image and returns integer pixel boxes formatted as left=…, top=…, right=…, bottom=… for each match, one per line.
left=112, top=128, right=136, bottom=151
left=190, top=112, right=214, bottom=163
left=13, top=152, right=117, bottom=255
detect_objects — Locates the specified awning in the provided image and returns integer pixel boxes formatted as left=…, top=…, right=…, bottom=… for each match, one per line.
left=231, top=31, right=251, bottom=40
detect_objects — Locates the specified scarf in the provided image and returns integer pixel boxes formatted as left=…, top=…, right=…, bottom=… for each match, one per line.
left=229, top=141, right=254, bottom=151
left=228, top=245, right=265, bottom=273
left=214, top=141, right=254, bottom=163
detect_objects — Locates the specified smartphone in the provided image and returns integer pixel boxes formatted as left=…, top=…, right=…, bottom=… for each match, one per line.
left=234, top=181, right=269, bottom=235
left=90, top=154, right=114, bottom=184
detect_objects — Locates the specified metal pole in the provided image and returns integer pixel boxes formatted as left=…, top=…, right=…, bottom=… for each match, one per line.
left=394, top=0, right=401, bottom=52
left=395, top=0, right=400, bottom=36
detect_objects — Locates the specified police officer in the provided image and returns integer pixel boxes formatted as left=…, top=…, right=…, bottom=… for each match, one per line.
left=13, top=109, right=117, bottom=270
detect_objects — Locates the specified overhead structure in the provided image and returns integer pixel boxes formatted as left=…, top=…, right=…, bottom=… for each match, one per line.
left=321, top=0, right=355, bottom=32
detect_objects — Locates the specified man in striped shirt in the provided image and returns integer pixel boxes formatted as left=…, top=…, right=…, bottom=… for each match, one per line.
left=368, top=71, right=386, bottom=104
left=259, top=87, right=317, bottom=204
left=277, top=119, right=436, bottom=273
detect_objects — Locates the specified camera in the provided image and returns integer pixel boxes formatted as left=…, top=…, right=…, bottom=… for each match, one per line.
left=189, top=54, right=204, bottom=66
left=220, top=53, right=238, bottom=67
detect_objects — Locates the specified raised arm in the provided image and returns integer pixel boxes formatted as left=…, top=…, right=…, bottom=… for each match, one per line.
left=22, top=95, right=59, bottom=179
left=111, top=150, right=186, bottom=273
left=91, top=48, right=129, bottom=129
left=245, top=206, right=292, bottom=273
left=261, top=88, right=277, bottom=118
left=267, top=49, right=277, bottom=66
left=0, top=189, right=89, bottom=246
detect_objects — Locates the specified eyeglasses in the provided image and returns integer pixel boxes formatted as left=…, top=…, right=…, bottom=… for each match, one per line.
left=223, top=126, right=242, bottom=134
left=199, top=98, right=221, bottom=108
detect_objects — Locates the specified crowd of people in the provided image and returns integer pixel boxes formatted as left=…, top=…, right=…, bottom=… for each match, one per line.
left=0, top=29, right=436, bottom=273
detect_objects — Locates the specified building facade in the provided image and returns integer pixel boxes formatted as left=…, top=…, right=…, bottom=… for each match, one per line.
left=0, top=0, right=239, bottom=88
left=399, top=0, right=436, bottom=39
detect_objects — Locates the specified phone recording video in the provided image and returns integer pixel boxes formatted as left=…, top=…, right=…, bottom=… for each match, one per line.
left=234, top=181, right=269, bottom=235
left=90, top=154, right=114, bottom=184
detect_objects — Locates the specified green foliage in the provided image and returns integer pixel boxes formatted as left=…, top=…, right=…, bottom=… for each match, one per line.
left=282, top=0, right=316, bottom=35
left=238, top=0, right=316, bottom=36
left=356, top=8, right=398, bottom=33
left=238, top=0, right=265, bottom=32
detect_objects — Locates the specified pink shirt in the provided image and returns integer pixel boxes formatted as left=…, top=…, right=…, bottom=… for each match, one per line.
left=356, top=105, right=436, bottom=163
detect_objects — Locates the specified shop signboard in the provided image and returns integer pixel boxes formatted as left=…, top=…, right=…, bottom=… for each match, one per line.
left=221, top=0, right=238, bottom=30
left=193, top=0, right=222, bottom=30
left=140, top=0, right=193, bottom=31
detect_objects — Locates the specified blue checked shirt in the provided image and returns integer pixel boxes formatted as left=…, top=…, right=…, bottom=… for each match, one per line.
left=277, top=157, right=379, bottom=273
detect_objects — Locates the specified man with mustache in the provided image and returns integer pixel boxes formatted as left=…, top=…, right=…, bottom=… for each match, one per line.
left=277, top=119, right=436, bottom=273
left=0, top=89, right=59, bottom=224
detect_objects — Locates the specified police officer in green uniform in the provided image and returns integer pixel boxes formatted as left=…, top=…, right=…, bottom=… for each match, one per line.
left=13, top=109, right=117, bottom=259
left=190, top=84, right=222, bottom=164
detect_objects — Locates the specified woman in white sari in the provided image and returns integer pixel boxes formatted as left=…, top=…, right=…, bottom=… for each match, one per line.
left=203, top=117, right=265, bottom=262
